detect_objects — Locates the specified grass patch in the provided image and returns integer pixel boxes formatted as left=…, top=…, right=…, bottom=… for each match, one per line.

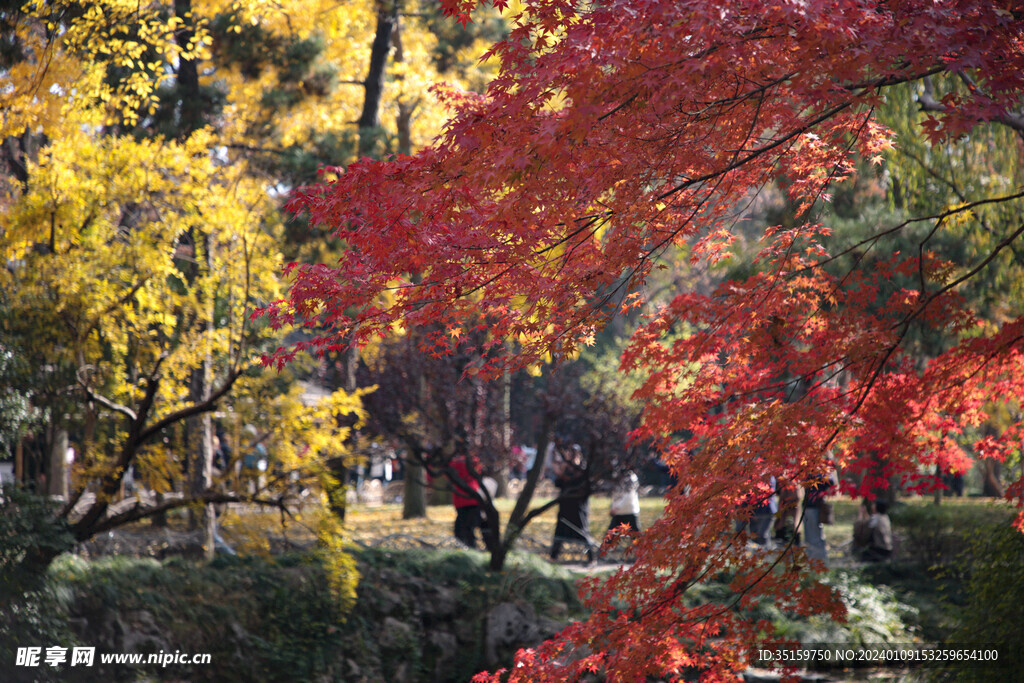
left=342, top=494, right=667, bottom=549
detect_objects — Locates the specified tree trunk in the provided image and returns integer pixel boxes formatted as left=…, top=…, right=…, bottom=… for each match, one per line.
left=173, top=0, right=205, bottom=137
left=982, top=459, right=1004, bottom=498
left=186, top=406, right=214, bottom=557
left=324, top=456, right=349, bottom=521
left=483, top=415, right=558, bottom=573
left=494, top=367, right=512, bottom=499
left=867, top=450, right=899, bottom=504
left=396, top=102, right=415, bottom=156
left=487, top=531, right=508, bottom=572
left=15, top=438, right=23, bottom=482
left=358, top=0, right=398, bottom=158
left=885, top=474, right=900, bottom=506
left=501, top=412, right=555, bottom=551
left=151, top=491, right=168, bottom=527
left=430, top=471, right=454, bottom=506
left=402, top=455, right=427, bottom=519
left=391, top=16, right=418, bottom=157
left=48, top=427, right=68, bottom=499
left=186, top=230, right=215, bottom=559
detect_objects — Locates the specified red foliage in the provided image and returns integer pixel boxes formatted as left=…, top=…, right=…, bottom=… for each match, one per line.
left=263, top=0, right=1024, bottom=679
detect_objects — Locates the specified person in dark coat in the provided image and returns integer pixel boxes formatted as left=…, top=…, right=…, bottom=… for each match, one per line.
left=550, top=444, right=596, bottom=563
left=735, top=474, right=777, bottom=550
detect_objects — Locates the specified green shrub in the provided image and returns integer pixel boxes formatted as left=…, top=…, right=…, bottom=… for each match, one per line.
left=45, top=552, right=352, bottom=682
left=0, top=484, right=78, bottom=675
left=890, top=502, right=1014, bottom=569
left=857, top=559, right=964, bottom=642
left=850, top=502, right=1024, bottom=681
left=355, top=546, right=581, bottom=614
left=797, top=570, right=919, bottom=649
left=0, top=484, right=75, bottom=595
left=11, top=545, right=581, bottom=682
left=932, top=521, right=1024, bottom=681
left=681, top=567, right=919, bottom=665
left=0, top=584, right=79, bottom=677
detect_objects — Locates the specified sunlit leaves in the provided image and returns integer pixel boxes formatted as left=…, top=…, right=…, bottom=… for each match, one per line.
left=272, top=0, right=1024, bottom=679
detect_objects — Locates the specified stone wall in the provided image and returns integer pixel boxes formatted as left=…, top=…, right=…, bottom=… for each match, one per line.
left=59, top=553, right=577, bottom=682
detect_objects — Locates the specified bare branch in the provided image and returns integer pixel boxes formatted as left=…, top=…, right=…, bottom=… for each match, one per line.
left=76, top=373, right=138, bottom=421
left=89, top=491, right=288, bottom=536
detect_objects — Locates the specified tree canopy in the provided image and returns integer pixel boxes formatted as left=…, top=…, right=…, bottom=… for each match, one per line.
left=268, top=0, right=1024, bottom=679
left=0, top=0, right=496, bottom=557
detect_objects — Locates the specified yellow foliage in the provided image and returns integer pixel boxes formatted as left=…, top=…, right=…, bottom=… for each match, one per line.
left=0, top=0, right=495, bottom=519
left=315, top=509, right=360, bottom=612
left=1, top=123, right=284, bottom=487
left=218, top=503, right=361, bottom=612
left=217, top=508, right=276, bottom=557
left=231, top=370, right=372, bottom=479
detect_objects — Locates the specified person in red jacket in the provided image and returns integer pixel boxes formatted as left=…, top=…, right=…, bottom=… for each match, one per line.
left=450, top=455, right=488, bottom=549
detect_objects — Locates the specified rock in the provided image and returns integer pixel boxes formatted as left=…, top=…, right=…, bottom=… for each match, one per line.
left=455, top=617, right=478, bottom=644
left=119, top=609, right=172, bottom=654
left=421, top=585, right=458, bottom=620
left=379, top=616, right=416, bottom=652
left=67, top=617, right=90, bottom=639
left=376, top=588, right=405, bottom=616
left=426, top=629, right=458, bottom=679
left=359, top=479, right=383, bottom=505
left=62, top=547, right=578, bottom=681
left=547, top=601, right=569, bottom=619
left=379, top=568, right=403, bottom=584
left=538, top=615, right=568, bottom=639
left=391, top=661, right=410, bottom=683
left=226, top=619, right=249, bottom=643
left=485, top=602, right=541, bottom=665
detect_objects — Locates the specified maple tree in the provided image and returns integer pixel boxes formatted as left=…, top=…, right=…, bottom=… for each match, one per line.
left=267, top=0, right=1024, bottom=678
left=723, top=77, right=1024, bottom=503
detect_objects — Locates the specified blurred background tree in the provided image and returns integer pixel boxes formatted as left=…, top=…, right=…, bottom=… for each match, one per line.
left=0, top=0, right=502, bottom=567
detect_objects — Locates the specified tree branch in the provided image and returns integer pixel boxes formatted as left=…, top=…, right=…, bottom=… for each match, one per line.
left=919, top=75, right=1024, bottom=134
left=136, top=365, right=246, bottom=445
left=76, top=375, right=138, bottom=421
left=88, top=490, right=288, bottom=536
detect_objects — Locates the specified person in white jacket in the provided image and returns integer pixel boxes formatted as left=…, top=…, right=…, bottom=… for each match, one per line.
left=607, top=470, right=641, bottom=534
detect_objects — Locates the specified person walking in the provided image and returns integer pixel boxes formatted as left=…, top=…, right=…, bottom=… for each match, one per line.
left=450, top=454, right=487, bottom=549
left=607, top=470, right=641, bottom=535
left=550, top=445, right=596, bottom=563
left=802, top=467, right=837, bottom=562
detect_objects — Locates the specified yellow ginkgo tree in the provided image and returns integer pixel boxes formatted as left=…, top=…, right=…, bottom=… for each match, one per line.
left=0, top=118, right=289, bottom=535
left=0, top=0, right=495, bottom=564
